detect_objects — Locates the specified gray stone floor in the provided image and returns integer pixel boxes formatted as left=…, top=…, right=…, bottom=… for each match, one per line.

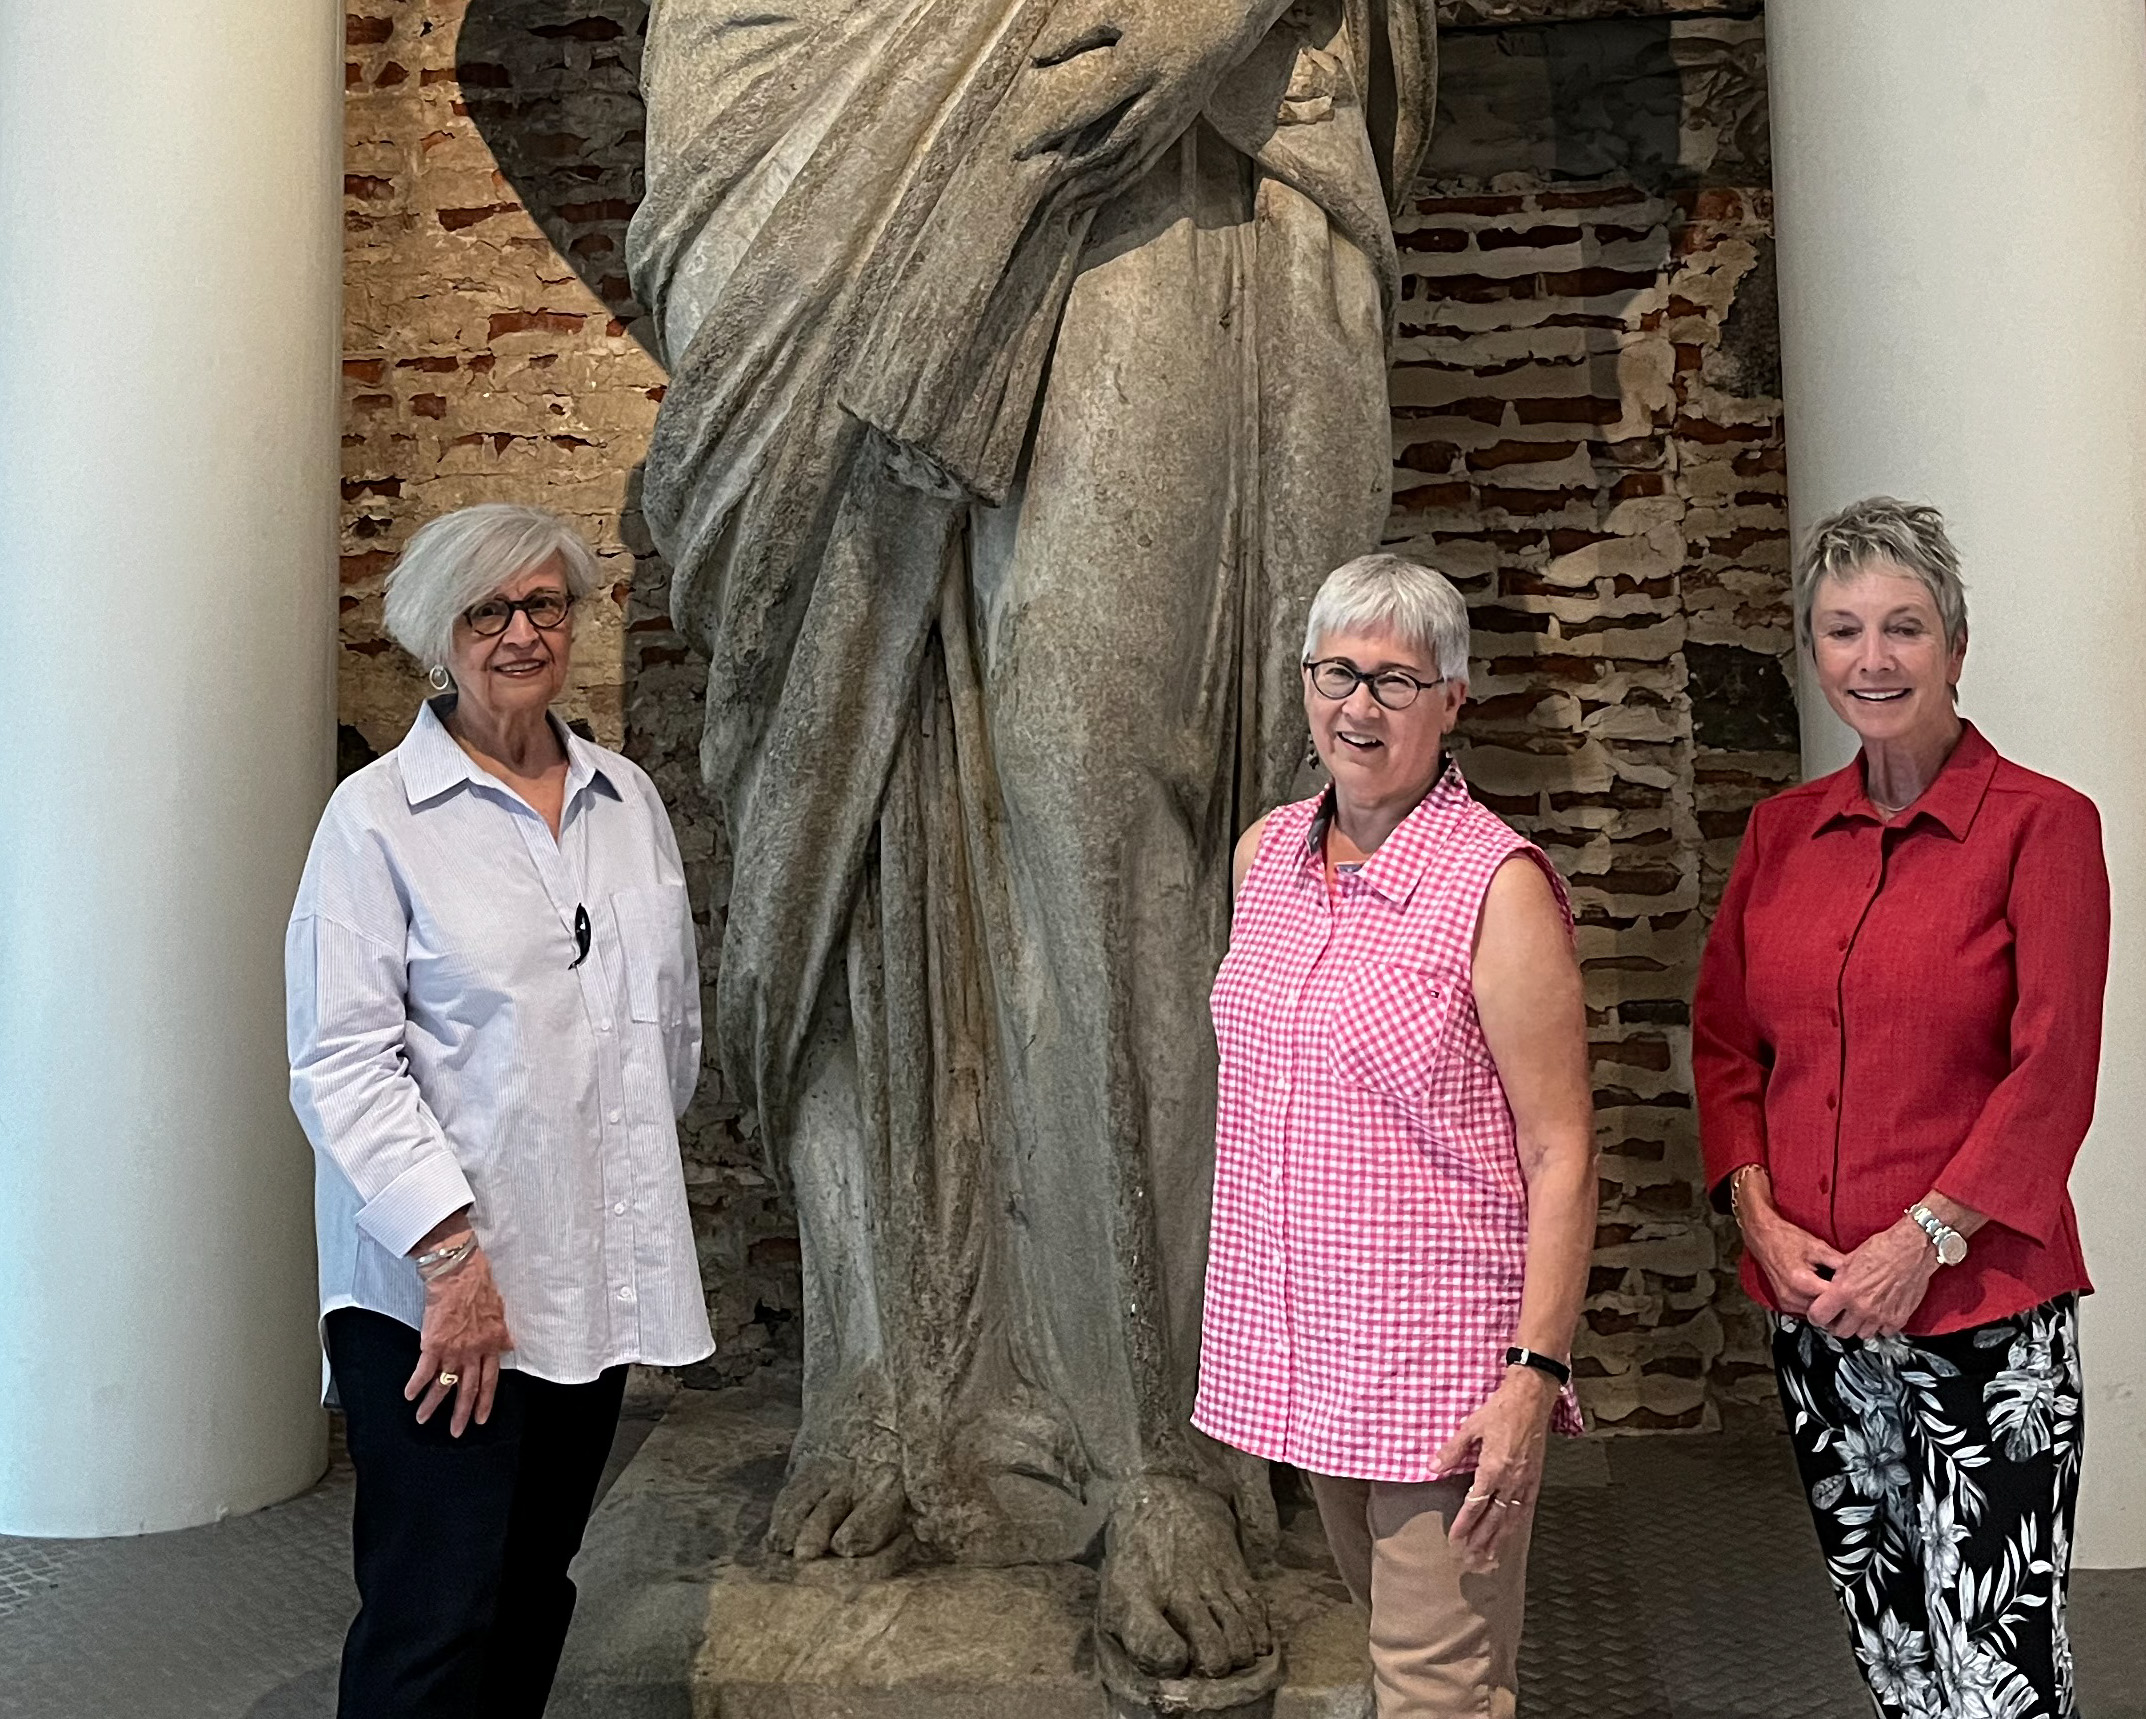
left=1, top=1398, right=2139, bottom=1719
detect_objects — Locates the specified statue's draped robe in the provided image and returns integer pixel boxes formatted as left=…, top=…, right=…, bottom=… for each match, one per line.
left=632, top=0, right=1437, bottom=1558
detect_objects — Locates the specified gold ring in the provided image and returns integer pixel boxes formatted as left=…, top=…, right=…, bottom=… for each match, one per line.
left=438, top=1371, right=460, bottom=1388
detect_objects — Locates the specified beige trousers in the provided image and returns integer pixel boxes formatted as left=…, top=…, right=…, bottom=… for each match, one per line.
left=1308, top=1472, right=1533, bottom=1718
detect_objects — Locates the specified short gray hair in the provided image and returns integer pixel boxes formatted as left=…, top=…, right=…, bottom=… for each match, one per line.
left=1794, top=497, right=1967, bottom=654
left=1303, top=553, right=1472, bottom=683
left=382, top=503, right=600, bottom=671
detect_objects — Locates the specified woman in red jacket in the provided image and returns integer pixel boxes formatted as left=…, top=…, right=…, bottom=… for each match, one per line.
left=1694, top=497, right=2107, bottom=1719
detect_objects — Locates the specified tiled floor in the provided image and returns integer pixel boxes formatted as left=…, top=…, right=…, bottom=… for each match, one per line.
left=1, top=1399, right=2139, bottom=1719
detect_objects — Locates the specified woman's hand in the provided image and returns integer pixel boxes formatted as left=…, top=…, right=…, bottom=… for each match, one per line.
left=1734, top=1175, right=1847, bottom=1318
left=1435, top=1368, right=1558, bottom=1573
left=1016, top=0, right=1290, bottom=208
left=404, top=1225, right=513, bottom=1437
left=1805, top=1217, right=1939, bottom=1340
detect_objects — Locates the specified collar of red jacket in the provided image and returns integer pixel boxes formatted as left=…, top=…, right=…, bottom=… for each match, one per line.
left=1303, top=756, right=1472, bottom=904
left=1811, top=718, right=1999, bottom=841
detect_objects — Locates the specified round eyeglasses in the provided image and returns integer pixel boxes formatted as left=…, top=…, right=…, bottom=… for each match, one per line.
left=463, top=589, right=573, bottom=637
left=1303, top=657, right=1443, bottom=711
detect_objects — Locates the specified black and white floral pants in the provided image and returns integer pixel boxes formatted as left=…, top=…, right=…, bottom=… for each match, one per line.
left=1772, top=1295, right=2083, bottom=1719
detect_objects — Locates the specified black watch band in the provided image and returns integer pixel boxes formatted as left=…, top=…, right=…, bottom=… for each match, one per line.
left=1505, top=1345, right=1571, bottom=1387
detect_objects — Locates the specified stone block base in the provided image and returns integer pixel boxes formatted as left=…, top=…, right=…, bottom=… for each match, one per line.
left=552, top=1371, right=1372, bottom=1719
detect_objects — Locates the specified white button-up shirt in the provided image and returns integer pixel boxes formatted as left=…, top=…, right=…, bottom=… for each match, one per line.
left=286, top=698, right=715, bottom=1384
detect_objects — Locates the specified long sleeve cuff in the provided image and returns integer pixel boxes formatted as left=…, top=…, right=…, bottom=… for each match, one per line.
left=1707, top=1154, right=1764, bottom=1215
left=1934, top=1156, right=2059, bottom=1249
left=356, top=1152, right=477, bottom=1259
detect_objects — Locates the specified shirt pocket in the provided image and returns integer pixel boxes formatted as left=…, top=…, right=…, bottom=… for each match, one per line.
left=608, top=884, right=693, bottom=1026
left=1324, top=960, right=1459, bottom=1100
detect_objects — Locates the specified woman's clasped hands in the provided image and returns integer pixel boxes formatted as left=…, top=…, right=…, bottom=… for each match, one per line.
left=1734, top=1167, right=1939, bottom=1341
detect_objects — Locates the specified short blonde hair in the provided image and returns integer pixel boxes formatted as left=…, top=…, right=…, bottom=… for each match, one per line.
left=1794, top=497, right=1967, bottom=655
left=382, top=503, right=599, bottom=671
left=1303, top=554, right=1472, bottom=683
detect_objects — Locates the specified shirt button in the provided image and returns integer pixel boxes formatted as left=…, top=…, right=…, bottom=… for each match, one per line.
left=613, top=1201, right=628, bottom=1216
left=617, top=1286, right=636, bottom=1303
left=607, top=1109, right=622, bottom=1125
left=1824, top=1093, right=1837, bottom=1111
left=597, top=1020, right=614, bottom=1033
left=1818, top=1175, right=1830, bottom=1193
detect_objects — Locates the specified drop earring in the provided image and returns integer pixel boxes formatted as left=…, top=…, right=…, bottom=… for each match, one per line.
left=428, top=665, right=453, bottom=692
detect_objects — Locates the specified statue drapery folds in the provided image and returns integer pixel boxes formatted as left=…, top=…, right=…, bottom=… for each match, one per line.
left=631, top=0, right=1436, bottom=1682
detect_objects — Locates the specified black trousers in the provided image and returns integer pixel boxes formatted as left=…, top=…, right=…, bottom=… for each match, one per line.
left=1773, top=1295, right=2083, bottom=1719
left=326, top=1309, right=627, bottom=1719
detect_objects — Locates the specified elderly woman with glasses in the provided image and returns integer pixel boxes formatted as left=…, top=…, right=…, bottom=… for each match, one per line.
left=1695, top=498, right=2108, bottom=1719
left=286, top=503, right=713, bottom=1719
left=1195, top=554, right=1597, bottom=1717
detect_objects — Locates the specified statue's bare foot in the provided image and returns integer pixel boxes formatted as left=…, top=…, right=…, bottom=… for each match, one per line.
left=767, top=1449, right=908, bottom=1561
left=1097, top=1475, right=1274, bottom=1680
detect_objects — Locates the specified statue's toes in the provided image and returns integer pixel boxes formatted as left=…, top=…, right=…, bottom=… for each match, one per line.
left=1102, top=1588, right=1192, bottom=1679
left=830, top=1466, right=907, bottom=1558
left=766, top=1462, right=834, bottom=1555
left=1206, top=1580, right=1270, bottom=1668
left=782, top=1473, right=856, bottom=1562
left=1163, top=1592, right=1236, bottom=1679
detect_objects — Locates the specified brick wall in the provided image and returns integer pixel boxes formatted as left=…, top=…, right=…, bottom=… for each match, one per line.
left=1411, top=13, right=1788, bottom=1427
left=340, top=1, right=1791, bottom=1418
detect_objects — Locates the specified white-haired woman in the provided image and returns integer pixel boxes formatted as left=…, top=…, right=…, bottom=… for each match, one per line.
left=286, top=503, right=713, bottom=1718
left=1195, top=554, right=1597, bottom=1716
left=1695, top=498, right=2107, bottom=1718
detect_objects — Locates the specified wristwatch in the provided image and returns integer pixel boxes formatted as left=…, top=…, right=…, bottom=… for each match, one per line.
left=1905, top=1202, right=1969, bottom=1267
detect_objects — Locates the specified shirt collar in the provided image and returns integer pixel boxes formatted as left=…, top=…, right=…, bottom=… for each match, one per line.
left=1305, top=755, right=1472, bottom=904
left=1813, top=719, right=1998, bottom=841
left=398, top=695, right=613, bottom=812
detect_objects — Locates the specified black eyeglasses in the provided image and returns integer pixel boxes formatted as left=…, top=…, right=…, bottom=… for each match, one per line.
left=1303, top=657, right=1444, bottom=711
left=463, top=589, right=573, bottom=637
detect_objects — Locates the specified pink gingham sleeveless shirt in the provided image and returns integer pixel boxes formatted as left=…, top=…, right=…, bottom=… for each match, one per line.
left=1194, top=760, right=1583, bottom=1481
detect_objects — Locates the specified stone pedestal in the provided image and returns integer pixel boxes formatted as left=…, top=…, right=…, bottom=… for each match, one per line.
left=552, top=1371, right=1373, bottom=1719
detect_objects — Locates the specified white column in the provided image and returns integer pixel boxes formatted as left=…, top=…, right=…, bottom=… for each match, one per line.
left=0, top=0, right=342, bottom=1533
left=1769, top=0, right=2146, bottom=1565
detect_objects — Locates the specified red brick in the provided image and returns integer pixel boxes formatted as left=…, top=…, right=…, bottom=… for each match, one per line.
left=438, top=203, right=521, bottom=231
left=486, top=310, right=587, bottom=339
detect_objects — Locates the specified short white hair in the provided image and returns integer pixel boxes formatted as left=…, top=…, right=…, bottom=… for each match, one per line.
left=1794, top=496, right=1968, bottom=655
left=382, top=503, right=600, bottom=671
left=1303, top=553, right=1472, bottom=683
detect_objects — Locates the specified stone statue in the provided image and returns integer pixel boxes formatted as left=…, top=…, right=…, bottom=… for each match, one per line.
left=629, top=0, right=1437, bottom=1687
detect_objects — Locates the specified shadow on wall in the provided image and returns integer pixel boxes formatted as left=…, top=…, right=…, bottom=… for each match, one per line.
left=1421, top=10, right=1795, bottom=783
left=457, top=1, right=660, bottom=359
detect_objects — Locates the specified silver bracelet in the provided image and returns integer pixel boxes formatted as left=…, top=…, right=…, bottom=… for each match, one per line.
left=414, top=1232, right=477, bottom=1282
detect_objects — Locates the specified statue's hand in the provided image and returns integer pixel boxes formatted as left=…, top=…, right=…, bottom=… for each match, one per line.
left=1015, top=0, right=1291, bottom=208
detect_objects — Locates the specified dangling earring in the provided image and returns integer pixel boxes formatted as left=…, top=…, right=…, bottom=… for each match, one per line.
left=428, top=664, right=453, bottom=692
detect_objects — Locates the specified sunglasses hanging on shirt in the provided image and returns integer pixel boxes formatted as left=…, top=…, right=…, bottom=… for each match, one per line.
left=569, top=903, right=591, bottom=969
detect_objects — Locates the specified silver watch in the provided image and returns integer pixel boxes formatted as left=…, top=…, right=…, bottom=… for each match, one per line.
left=1906, top=1202, right=1968, bottom=1267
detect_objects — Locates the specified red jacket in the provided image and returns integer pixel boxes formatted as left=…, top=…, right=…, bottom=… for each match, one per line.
left=1694, top=723, right=2107, bottom=1333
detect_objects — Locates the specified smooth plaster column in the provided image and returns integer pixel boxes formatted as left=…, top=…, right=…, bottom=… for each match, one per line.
left=1769, top=0, right=2146, bottom=1565
left=0, top=1, right=342, bottom=1532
